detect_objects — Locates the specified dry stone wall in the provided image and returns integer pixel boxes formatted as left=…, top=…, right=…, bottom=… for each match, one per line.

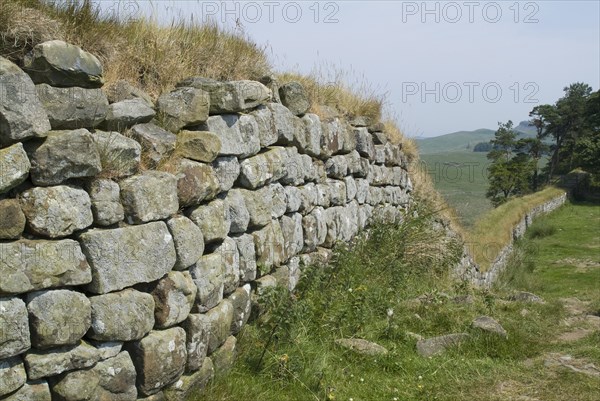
left=0, top=40, right=412, bottom=400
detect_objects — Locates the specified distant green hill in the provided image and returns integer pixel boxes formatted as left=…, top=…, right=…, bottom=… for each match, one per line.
left=416, top=121, right=536, bottom=155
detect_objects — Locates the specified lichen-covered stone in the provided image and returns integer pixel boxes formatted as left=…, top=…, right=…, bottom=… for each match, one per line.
left=190, top=253, right=224, bottom=313
left=0, top=199, right=26, bottom=240
left=212, top=156, right=240, bottom=193
left=250, top=105, right=279, bottom=147
left=0, top=297, right=30, bottom=359
left=328, top=179, right=347, bottom=206
left=163, top=358, right=214, bottom=401
left=120, top=171, right=178, bottom=224
left=280, top=147, right=305, bottom=186
left=181, top=314, right=210, bottom=372
left=280, top=213, right=304, bottom=261
left=198, top=114, right=260, bottom=158
left=129, top=123, right=176, bottom=169
left=88, top=289, right=155, bottom=341
left=205, top=300, right=234, bottom=354
left=166, top=216, right=204, bottom=270
left=302, top=206, right=327, bottom=252
left=335, top=338, right=388, bottom=356
left=92, top=130, right=141, bottom=177
left=222, top=190, right=249, bottom=234
left=284, top=186, right=302, bottom=213
left=104, top=79, right=153, bottom=107
left=238, top=147, right=286, bottom=189
left=24, top=341, right=103, bottom=380
left=127, top=327, right=187, bottom=396
left=472, top=316, right=508, bottom=338
left=279, top=82, right=310, bottom=116
left=354, top=127, right=375, bottom=159
left=152, top=271, right=197, bottom=329
left=23, top=40, right=103, bottom=88
left=28, top=128, right=102, bottom=186
left=0, top=356, right=26, bottom=397
left=270, top=183, right=287, bottom=219
left=26, top=290, right=91, bottom=349
left=87, top=178, right=124, bottom=226
left=0, top=239, right=91, bottom=296
left=228, top=285, right=251, bottom=335
left=49, top=351, right=137, bottom=401
left=211, top=336, right=237, bottom=377
left=252, top=219, right=285, bottom=270
left=101, top=98, right=155, bottom=131
left=0, top=143, right=30, bottom=194
left=214, top=237, right=240, bottom=295
left=188, top=198, right=230, bottom=243
left=233, top=234, right=257, bottom=282
left=325, top=155, right=348, bottom=179
left=235, top=187, right=272, bottom=229
left=169, top=158, right=220, bottom=208
left=0, top=379, right=51, bottom=401
left=416, top=333, right=470, bottom=357
left=294, top=114, right=322, bottom=157
left=79, top=221, right=176, bottom=294
left=298, top=183, right=317, bottom=214
left=19, top=185, right=93, bottom=238
left=157, top=87, right=210, bottom=133
left=176, top=131, right=221, bottom=163
left=35, top=84, right=108, bottom=130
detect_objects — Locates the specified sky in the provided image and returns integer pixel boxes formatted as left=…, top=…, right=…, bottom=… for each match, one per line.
left=98, top=1, right=599, bottom=138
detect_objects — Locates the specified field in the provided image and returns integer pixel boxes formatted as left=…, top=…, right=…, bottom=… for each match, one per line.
left=194, top=201, right=600, bottom=401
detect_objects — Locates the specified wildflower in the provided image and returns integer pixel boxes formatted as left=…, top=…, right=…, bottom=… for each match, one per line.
left=418, top=375, right=423, bottom=380
left=348, top=288, right=353, bottom=293
left=387, top=308, right=394, bottom=317
left=360, top=378, right=364, bottom=383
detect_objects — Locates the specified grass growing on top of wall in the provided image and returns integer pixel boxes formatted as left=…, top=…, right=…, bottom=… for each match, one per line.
left=466, top=186, right=566, bottom=272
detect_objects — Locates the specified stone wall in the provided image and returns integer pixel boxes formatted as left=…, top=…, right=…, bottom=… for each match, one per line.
left=0, top=41, right=412, bottom=400
left=454, top=192, right=568, bottom=288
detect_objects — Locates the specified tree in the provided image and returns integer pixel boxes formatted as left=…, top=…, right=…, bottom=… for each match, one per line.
left=486, top=121, right=532, bottom=206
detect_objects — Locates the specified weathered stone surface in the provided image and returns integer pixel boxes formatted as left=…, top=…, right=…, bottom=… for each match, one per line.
left=0, top=356, right=26, bottom=397
left=163, top=358, right=214, bottom=401
left=320, top=118, right=353, bottom=158
left=181, top=314, right=210, bottom=372
left=190, top=254, right=224, bottom=313
left=284, top=185, right=302, bottom=213
left=79, top=221, right=176, bottom=294
left=223, top=190, right=249, bottom=234
left=335, top=338, right=388, bottom=356
left=355, top=178, right=369, bottom=204
left=0, top=57, right=51, bottom=146
left=416, top=333, right=470, bottom=357
left=508, top=291, right=544, bottom=303
left=176, top=131, right=221, bottom=163
left=280, top=213, right=303, bottom=261
left=177, top=78, right=270, bottom=114
left=344, top=176, right=357, bottom=202
left=0, top=199, right=25, bottom=240
left=129, top=123, right=176, bottom=169
left=152, top=271, right=197, bottom=329
left=298, top=183, right=317, bottom=214
left=24, top=341, right=102, bottom=380
left=101, top=99, right=155, bottom=131
left=211, top=336, right=237, bottom=377
left=157, top=87, right=210, bottom=133
left=212, top=156, right=240, bottom=193
left=323, top=203, right=359, bottom=247
left=280, top=147, right=304, bottom=186
left=252, top=220, right=285, bottom=270
left=472, top=316, right=508, bottom=338
left=88, top=289, right=155, bottom=341
left=0, top=143, right=30, bottom=194
left=188, top=198, right=230, bottom=243
left=315, top=183, right=331, bottom=208
left=371, top=130, right=388, bottom=144
left=0, top=239, right=90, bottom=296
left=249, top=105, right=278, bottom=147
left=374, top=145, right=386, bottom=164
left=214, top=238, right=240, bottom=295
left=269, top=182, right=287, bottom=219
left=0, top=297, right=30, bottom=359
left=0, top=380, right=51, bottom=401
left=166, top=216, right=204, bottom=270
left=205, top=300, right=234, bottom=355
left=26, top=290, right=91, bottom=349
left=236, top=187, right=272, bottom=229
left=127, top=327, right=187, bottom=396
left=279, top=82, right=310, bottom=116
left=301, top=154, right=318, bottom=182
left=325, top=155, right=348, bottom=179
left=19, top=185, right=93, bottom=238
left=238, top=147, right=286, bottom=189
left=24, top=40, right=103, bottom=88
left=228, top=285, right=251, bottom=335
left=302, top=206, right=327, bottom=252
left=49, top=351, right=137, bottom=401
left=29, top=128, right=102, bottom=186
left=233, top=234, right=257, bottom=282
left=36, top=84, right=108, bottom=130
left=87, top=178, right=124, bottom=226
left=258, top=74, right=281, bottom=103
left=120, top=171, right=178, bottom=224
left=294, top=114, right=322, bottom=157
left=328, top=179, right=347, bottom=206
left=169, top=158, right=220, bottom=208
left=104, top=79, right=153, bottom=107
left=92, top=130, right=141, bottom=177
left=354, top=127, right=375, bottom=159
left=198, top=114, right=260, bottom=158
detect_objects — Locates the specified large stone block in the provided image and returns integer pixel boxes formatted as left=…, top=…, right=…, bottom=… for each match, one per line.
left=0, top=356, right=26, bottom=397
left=19, top=185, right=93, bottom=238
left=0, top=297, right=30, bottom=359
left=233, top=234, right=257, bottom=282
left=212, top=156, right=240, bottom=193
left=181, top=314, right=210, bottom=372
left=205, top=300, right=233, bottom=355
left=26, top=290, right=91, bottom=349
left=252, top=219, right=285, bottom=271
left=0, top=57, right=51, bottom=146
left=228, top=285, right=251, bottom=335
left=238, top=147, right=286, bottom=189
left=325, top=155, right=349, bottom=179
left=354, top=127, right=375, bottom=159
left=102, top=98, right=155, bottom=131
left=163, top=358, right=214, bottom=401
left=79, top=221, right=176, bottom=294
left=188, top=198, right=230, bottom=244
left=294, top=114, right=322, bottom=157
left=28, top=128, right=102, bottom=186
left=279, top=82, right=310, bottom=116
left=280, top=147, right=305, bottom=186
left=23, top=40, right=103, bottom=88
left=0, top=199, right=26, bottom=240
left=280, top=213, right=303, bottom=261
left=235, top=187, right=272, bottom=229
left=328, top=179, right=347, bottom=206
left=298, top=183, right=317, bottom=214
left=35, top=84, right=108, bottom=130
left=127, top=327, right=187, bottom=396
left=320, top=118, right=353, bottom=158
left=88, top=289, right=155, bottom=341
left=24, top=341, right=105, bottom=380
left=249, top=105, right=278, bottom=147
left=129, top=123, right=176, bottom=169
left=0, top=143, right=30, bottom=194
left=198, top=114, right=260, bottom=158
left=104, top=79, right=153, bottom=107
left=152, top=271, right=197, bottom=329
left=120, top=171, right=179, bottom=224
left=0, top=239, right=91, bottom=296
left=190, top=253, right=224, bottom=313
left=166, top=216, right=204, bottom=270
left=92, top=130, right=141, bottom=178
left=222, top=190, right=249, bottom=234
left=213, top=237, right=240, bottom=295
left=211, top=336, right=237, bottom=377
left=284, top=185, right=302, bottom=213
left=270, top=183, right=287, bottom=219
left=87, top=178, right=124, bottom=226
left=49, top=351, right=137, bottom=401
left=0, top=379, right=51, bottom=401
left=302, top=206, right=327, bottom=252
left=157, top=87, right=210, bottom=133
left=169, top=158, right=220, bottom=208
left=175, top=131, right=221, bottom=163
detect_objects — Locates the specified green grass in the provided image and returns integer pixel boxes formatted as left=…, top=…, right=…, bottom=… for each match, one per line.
left=193, top=201, right=600, bottom=401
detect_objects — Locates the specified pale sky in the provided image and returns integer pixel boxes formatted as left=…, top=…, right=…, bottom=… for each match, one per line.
left=98, top=1, right=600, bottom=138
